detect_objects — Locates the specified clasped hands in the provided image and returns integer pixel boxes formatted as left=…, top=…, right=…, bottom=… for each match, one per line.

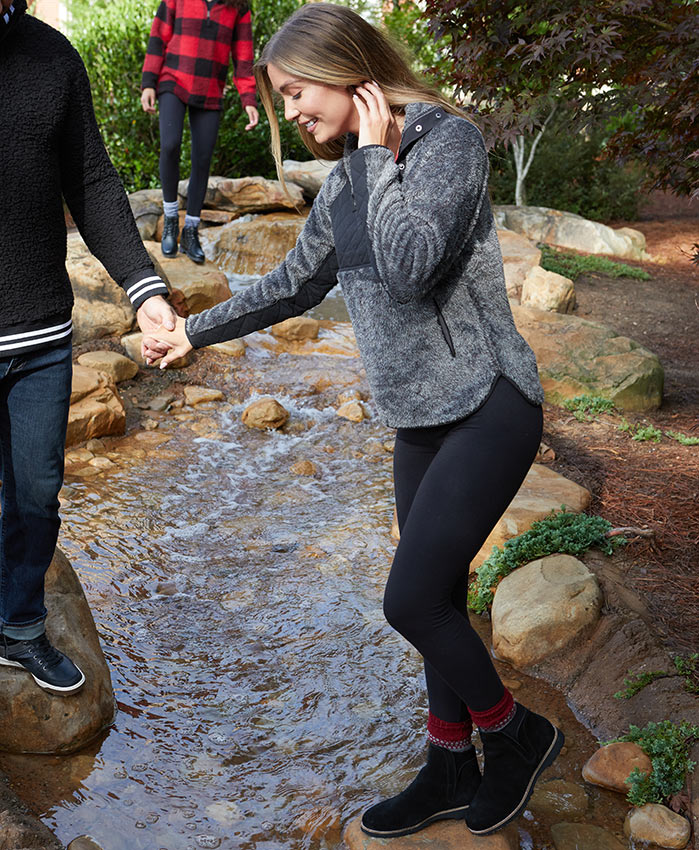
left=136, top=295, right=192, bottom=368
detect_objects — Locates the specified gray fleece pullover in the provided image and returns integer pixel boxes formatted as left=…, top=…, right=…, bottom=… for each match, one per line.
left=186, top=102, right=544, bottom=428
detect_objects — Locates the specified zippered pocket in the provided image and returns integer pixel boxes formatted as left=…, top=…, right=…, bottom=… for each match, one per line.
left=433, top=298, right=456, bottom=357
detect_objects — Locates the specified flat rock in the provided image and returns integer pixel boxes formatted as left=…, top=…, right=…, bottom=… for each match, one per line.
left=0, top=549, right=115, bottom=754
left=624, top=803, right=691, bottom=849
left=343, top=815, right=518, bottom=849
left=582, top=741, right=652, bottom=793
left=492, top=554, right=603, bottom=667
left=242, top=397, right=289, bottom=430
left=498, top=228, right=542, bottom=296
left=205, top=215, right=305, bottom=276
left=494, top=205, right=648, bottom=260
left=178, top=174, right=304, bottom=213
left=282, top=158, right=335, bottom=197
left=144, top=241, right=231, bottom=313
left=67, top=365, right=125, bottom=447
left=271, top=316, right=320, bottom=341
left=471, top=463, right=591, bottom=568
left=528, top=779, right=589, bottom=819
left=551, top=822, right=626, bottom=850
left=77, top=351, right=138, bottom=383
left=184, top=385, right=224, bottom=406
left=512, top=303, right=664, bottom=411
left=521, top=266, right=576, bottom=313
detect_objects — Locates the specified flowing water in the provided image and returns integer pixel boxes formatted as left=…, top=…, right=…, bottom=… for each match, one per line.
left=0, top=336, right=634, bottom=849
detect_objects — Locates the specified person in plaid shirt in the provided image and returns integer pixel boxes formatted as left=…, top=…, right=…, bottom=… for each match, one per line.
left=141, top=0, right=259, bottom=263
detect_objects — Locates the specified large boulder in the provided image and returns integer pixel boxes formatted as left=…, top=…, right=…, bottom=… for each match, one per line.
left=497, top=228, right=542, bottom=296
left=178, top=175, right=304, bottom=214
left=0, top=549, right=115, bottom=754
left=282, top=158, right=335, bottom=197
left=144, top=242, right=231, bottom=313
left=491, top=554, right=603, bottom=668
left=67, top=233, right=135, bottom=343
left=512, top=303, right=664, bottom=410
left=494, top=205, right=648, bottom=260
left=67, top=365, right=126, bottom=447
left=471, top=463, right=591, bottom=569
left=521, top=266, right=576, bottom=313
left=127, top=188, right=163, bottom=241
left=205, top=214, right=306, bottom=276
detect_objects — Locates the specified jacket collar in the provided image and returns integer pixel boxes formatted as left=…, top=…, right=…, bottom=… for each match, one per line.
left=0, top=0, right=27, bottom=48
left=343, top=101, right=446, bottom=162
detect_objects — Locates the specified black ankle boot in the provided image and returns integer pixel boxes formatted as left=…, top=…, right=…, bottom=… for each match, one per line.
left=161, top=214, right=179, bottom=256
left=180, top=223, right=205, bottom=264
left=465, top=703, right=564, bottom=835
left=360, top=744, right=481, bottom=838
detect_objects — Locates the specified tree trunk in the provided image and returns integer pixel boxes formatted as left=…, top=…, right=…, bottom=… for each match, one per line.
left=511, top=103, right=558, bottom=207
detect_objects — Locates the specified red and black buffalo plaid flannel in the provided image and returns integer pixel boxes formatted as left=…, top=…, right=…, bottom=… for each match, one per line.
left=141, top=0, right=256, bottom=111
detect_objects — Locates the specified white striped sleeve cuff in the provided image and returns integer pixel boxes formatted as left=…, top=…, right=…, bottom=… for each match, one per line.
left=123, top=269, right=169, bottom=310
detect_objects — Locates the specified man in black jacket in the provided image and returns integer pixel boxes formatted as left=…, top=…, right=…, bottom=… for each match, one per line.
left=0, top=0, right=175, bottom=694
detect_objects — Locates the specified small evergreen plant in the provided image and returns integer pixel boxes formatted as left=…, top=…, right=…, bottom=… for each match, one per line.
left=539, top=246, right=650, bottom=282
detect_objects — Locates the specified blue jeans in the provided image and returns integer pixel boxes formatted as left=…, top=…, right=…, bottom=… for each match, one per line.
left=0, top=341, right=72, bottom=639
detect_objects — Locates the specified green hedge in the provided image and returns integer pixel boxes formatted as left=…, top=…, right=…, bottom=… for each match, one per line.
left=69, top=0, right=308, bottom=195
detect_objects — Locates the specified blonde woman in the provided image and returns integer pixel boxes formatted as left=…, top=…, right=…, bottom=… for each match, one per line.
left=145, top=3, right=563, bottom=837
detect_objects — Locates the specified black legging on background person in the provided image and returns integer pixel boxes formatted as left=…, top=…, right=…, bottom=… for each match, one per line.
left=159, top=92, right=222, bottom=225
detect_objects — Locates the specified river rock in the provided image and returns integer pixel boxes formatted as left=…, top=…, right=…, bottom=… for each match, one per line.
left=494, top=205, right=648, bottom=260
left=271, top=316, right=320, bottom=341
left=290, top=460, right=318, bottom=476
left=529, top=779, right=589, bottom=818
left=491, top=554, right=603, bottom=667
left=624, top=803, right=691, bottom=849
left=205, top=215, right=305, bottom=276
left=293, top=806, right=341, bottom=841
left=582, top=742, right=652, bottom=793
left=184, top=385, right=224, bottom=406
left=0, top=774, right=64, bottom=850
left=67, top=837, right=105, bottom=850
left=242, top=397, right=289, bottom=430
left=77, top=351, right=139, bottom=383
left=337, top=400, right=368, bottom=422
left=128, top=188, right=163, bottom=240
left=154, top=210, right=238, bottom=239
left=283, top=158, right=334, bottom=197
left=521, top=266, right=576, bottom=313
left=471, top=463, right=591, bottom=568
left=0, top=549, right=115, bottom=754
left=343, top=815, right=518, bottom=849
left=498, top=228, right=542, bottom=296
left=178, top=174, right=304, bottom=213
left=551, top=822, right=626, bottom=850
left=212, top=339, right=246, bottom=357
left=144, top=242, right=231, bottom=313
left=67, top=233, right=135, bottom=343
left=512, top=303, right=664, bottom=410
left=67, top=365, right=125, bottom=447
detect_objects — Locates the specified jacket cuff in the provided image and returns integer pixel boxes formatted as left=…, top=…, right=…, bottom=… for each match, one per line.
left=123, top=269, right=169, bottom=310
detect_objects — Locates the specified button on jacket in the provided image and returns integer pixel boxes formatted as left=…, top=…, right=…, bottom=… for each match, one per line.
left=185, top=102, right=545, bottom=428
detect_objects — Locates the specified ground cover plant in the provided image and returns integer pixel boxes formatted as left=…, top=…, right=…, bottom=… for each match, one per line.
left=615, top=654, right=699, bottom=698
left=468, top=509, right=626, bottom=613
left=539, top=246, right=650, bottom=282
left=563, top=395, right=616, bottom=421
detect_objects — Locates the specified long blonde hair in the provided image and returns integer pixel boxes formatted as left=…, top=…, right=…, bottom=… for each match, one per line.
left=254, top=3, right=463, bottom=181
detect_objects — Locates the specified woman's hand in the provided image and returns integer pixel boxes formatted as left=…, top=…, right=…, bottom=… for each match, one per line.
left=353, top=81, right=399, bottom=152
left=141, top=88, right=157, bottom=114
left=244, top=105, right=259, bottom=131
left=143, top=316, right=193, bottom=369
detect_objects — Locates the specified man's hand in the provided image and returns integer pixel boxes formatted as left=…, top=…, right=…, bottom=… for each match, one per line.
left=149, top=317, right=193, bottom=369
left=244, top=105, right=259, bottom=131
left=137, top=295, right=177, bottom=365
left=141, top=88, right=157, bottom=114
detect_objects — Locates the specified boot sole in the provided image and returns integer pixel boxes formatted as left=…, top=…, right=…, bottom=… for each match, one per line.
left=0, top=656, right=86, bottom=695
left=466, top=726, right=565, bottom=836
left=361, top=804, right=470, bottom=838
left=179, top=246, right=205, bottom=264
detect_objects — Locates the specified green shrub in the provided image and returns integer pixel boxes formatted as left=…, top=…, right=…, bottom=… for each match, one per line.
left=468, top=510, right=625, bottom=614
left=539, top=246, right=650, bottom=282
left=69, top=0, right=308, bottom=194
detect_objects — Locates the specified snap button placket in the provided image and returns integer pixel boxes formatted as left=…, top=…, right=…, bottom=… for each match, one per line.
left=415, top=124, right=422, bottom=132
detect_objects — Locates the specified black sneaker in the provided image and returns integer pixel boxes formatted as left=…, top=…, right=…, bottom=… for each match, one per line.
left=179, top=224, right=206, bottom=264
left=0, top=633, right=85, bottom=695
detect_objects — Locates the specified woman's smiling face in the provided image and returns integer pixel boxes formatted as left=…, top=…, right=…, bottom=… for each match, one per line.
left=266, top=63, right=359, bottom=144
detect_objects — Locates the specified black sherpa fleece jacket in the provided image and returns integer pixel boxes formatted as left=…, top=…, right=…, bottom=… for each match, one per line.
left=0, top=0, right=168, bottom=356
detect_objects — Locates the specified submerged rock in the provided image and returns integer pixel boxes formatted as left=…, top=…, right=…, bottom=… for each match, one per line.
left=582, top=742, right=652, bottom=793
left=529, top=779, right=589, bottom=819
left=551, top=822, right=626, bottom=850
left=492, top=554, right=603, bottom=667
left=0, top=773, right=63, bottom=849
left=343, top=815, right=518, bottom=849
left=624, top=803, right=690, bottom=849
left=0, top=549, right=115, bottom=754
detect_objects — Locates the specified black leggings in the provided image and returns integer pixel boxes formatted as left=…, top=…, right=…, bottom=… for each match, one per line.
left=159, top=92, right=222, bottom=217
left=385, top=376, right=543, bottom=721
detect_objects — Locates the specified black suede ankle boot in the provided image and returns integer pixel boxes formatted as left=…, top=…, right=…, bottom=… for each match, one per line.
left=180, top=223, right=205, bottom=264
left=465, top=703, right=564, bottom=835
left=360, top=744, right=481, bottom=838
left=161, top=214, right=179, bottom=256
